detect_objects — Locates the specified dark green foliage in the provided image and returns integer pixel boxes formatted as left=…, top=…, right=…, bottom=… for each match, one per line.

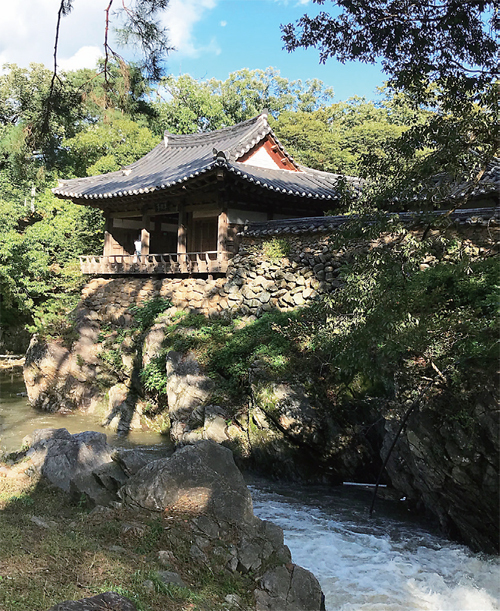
left=141, top=355, right=168, bottom=398
left=279, top=218, right=499, bottom=403
left=129, top=297, right=172, bottom=331
left=0, top=188, right=104, bottom=334
left=0, top=62, right=160, bottom=339
left=273, top=96, right=414, bottom=176
left=139, top=310, right=301, bottom=403
left=283, top=1, right=499, bottom=206
left=152, top=68, right=334, bottom=136
left=62, top=113, right=159, bottom=178
left=282, top=1, right=497, bottom=103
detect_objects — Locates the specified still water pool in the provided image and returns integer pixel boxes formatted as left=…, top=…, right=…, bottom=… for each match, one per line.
left=0, top=370, right=171, bottom=453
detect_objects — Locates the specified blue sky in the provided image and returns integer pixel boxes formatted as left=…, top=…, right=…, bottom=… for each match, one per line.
left=166, top=1, right=386, bottom=101
left=1, top=0, right=386, bottom=102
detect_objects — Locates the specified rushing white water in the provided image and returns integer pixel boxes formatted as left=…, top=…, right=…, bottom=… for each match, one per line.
left=250, top=480, right=500, bottom=611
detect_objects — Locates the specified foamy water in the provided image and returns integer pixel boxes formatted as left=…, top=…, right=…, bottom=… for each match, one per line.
left=250, top=482, right=500, bottom=611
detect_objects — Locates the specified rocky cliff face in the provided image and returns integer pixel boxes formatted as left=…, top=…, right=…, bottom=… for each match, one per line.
left=22, top=223, right=499, bottom=555
left=383, top=384, right=499, bottom=554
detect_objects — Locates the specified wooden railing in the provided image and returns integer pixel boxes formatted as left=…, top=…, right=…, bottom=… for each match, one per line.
left=79, top=251, right=231, bottom=275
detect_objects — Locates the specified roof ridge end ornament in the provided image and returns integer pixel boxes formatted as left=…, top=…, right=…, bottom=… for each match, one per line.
left=213, top=148, right=227, bottom=163
left=164, top=134, right=168, bottom=148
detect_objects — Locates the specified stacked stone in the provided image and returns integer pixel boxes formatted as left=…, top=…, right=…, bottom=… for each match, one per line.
left=79, top=232, right=348, bottom=321
left=220, top=234, right=344, bottom=316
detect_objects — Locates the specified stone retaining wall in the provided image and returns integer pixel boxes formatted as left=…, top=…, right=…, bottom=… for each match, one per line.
left=81, top=233, right=339, bottom=321
left=81, top=217, right=497, bottom=321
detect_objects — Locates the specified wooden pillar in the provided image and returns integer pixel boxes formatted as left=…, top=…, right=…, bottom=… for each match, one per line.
left=141, top=212, right=150, bottom=256
left=218, top=210, right=228, bottom=254
left=177, top=204, right=187, bottom=254
left=103, top=216, right=113, bottom=256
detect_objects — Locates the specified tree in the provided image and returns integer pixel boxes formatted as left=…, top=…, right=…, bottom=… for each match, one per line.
left=62, top=113, right=159, bottom=177
left=273, top=96, right=415, bottom=176
left=41, top=1, right=171, bottom=160
left=282, top=1, right=499, bottom=207
left=0, top=62, right=159, bottom=338
left=282, top=1, right=497, bottom=104
left=0, top=63, right=87, bottom=180
left=51, top=1, right=172, bottom=85
left=153, top=68, right=335, bottom=135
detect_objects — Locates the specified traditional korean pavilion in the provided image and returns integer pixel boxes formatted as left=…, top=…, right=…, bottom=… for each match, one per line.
left=53, top=111, right=360, bottom=275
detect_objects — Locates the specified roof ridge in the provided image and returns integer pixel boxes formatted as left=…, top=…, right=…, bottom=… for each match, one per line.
left=163, top=111, right=268, bottom=145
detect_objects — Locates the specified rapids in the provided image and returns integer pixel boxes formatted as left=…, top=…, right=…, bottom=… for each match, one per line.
left=250, top=479, right=500, bottom=611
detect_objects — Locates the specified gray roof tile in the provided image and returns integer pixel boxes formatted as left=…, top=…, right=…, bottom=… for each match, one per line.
left=240, top=207, right=499, bottom=237
left=53, top=113, right=358, bottom=202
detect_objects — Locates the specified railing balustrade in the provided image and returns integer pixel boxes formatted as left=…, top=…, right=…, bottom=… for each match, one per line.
left=79, top=251, right=230, bottom=275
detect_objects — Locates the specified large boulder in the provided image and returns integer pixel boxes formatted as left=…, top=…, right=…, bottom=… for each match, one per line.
left=119, top=440, right=324, bottom=609
left=165, top=352, right=214, bottom=442
left=255, top=564, right=325, bottom=611
left=251, top=379, right=326, bottom=449
left=24, top=428, right=127, bottom=506
left=15, top=430, right=325, bottom=611
left=104, top=383, right=142, bottom=434
left=47, top=592, right=137, bottom=611
left=120, top=440, right=254, bottom=525
left=23, top=332, right=100, bottom=414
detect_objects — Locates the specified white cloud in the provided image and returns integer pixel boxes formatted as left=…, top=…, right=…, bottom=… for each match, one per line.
left=273, top=0, right=310, bottom=5
left=161, top=0, right=220, bottom=58
left=0, top=0, right=105, bottom=70
left=220, top=20, right=227, bottom=27
left=0, top=0, right=222, bottom=72
left=59, top=46, right=103, bottom=71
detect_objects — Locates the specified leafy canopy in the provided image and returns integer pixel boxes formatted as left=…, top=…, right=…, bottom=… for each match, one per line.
left=282, top=1, right=498, bottom=106
left=283, top=1, right=499, bottom=207
left=153, top=68, right=334, bottom=135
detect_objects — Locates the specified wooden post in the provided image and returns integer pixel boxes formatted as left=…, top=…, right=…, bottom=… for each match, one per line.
left=141, top=212, right=150, bottom=256
left=103, top=216, right=113, bottom=256
left=177, top=204, right=187, bottom=254
left=218, top=210, right=228, bottom=256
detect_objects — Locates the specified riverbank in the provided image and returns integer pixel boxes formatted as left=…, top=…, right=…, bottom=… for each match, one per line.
left=0, top=355, right=24, bottom=372
left=0, top=429, right=324, bottom=611
left=0, top=468, right=254, bottom=610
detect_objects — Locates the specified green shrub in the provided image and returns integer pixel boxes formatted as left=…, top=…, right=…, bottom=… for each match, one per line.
left=261, top=238, right=291, bottom=262
left=129, top=297, right=172, bottom=331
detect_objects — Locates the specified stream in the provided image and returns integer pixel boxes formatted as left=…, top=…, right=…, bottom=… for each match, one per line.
left=1, top=370, right=499, bottom=610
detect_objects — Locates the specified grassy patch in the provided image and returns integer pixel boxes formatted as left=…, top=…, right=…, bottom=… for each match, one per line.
left=0, top=473, right=253, bottom=611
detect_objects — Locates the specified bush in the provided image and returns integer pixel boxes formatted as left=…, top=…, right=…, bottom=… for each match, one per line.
left=129, top=297, right=172, bottom=331
left=261, top=238, right=291, bottom=262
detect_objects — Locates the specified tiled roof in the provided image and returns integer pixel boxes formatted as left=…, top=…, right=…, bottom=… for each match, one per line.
left=52, top=112, right=359, bottom=203
left=449, top=158, right=500, bottom=200
left=239, top=207, right=500, bottom=237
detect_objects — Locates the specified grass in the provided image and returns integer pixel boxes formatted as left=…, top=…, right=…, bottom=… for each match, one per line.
left=0, top=472, right=253, bottom=611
